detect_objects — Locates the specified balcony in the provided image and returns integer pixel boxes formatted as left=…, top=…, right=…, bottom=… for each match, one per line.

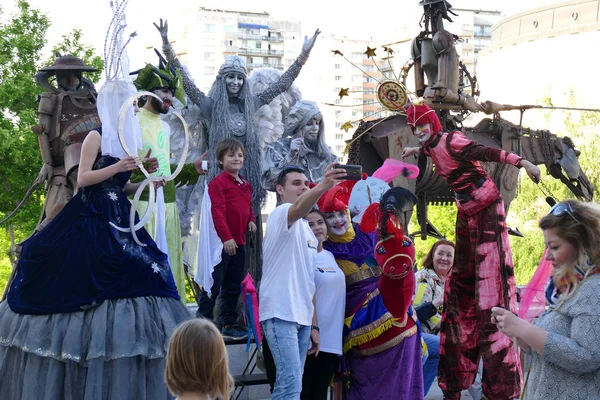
left=238, top=33, right=284, bottom=42
left=238, top=48, right=284, bottom=57
left=246, top=62, right=284, bottom=70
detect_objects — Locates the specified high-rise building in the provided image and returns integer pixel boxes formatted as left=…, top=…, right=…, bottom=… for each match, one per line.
left=148, top=7, right=302, bottom=93
left=446, top=8, right=503, bottom=81
left=297, top=34, right=388, bottom=161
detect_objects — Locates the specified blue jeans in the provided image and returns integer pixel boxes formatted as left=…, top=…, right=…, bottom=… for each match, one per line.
left=422, top=333, right=440, bottom=396
left=262, top=318, right=311, bottom=400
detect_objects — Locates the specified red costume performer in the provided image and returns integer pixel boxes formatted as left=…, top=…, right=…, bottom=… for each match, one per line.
left=404, top=104, right=540, bottom=399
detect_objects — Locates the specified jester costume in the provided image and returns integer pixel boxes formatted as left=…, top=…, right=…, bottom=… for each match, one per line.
left=132, top=58, right=197, bottom=301
left=407, top=104, right=521, bottom=399
left=320, top=184, right=423, bottom=399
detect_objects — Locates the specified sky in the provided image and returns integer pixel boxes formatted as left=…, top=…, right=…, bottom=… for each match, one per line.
left=1, top=0, right=557, bottom=63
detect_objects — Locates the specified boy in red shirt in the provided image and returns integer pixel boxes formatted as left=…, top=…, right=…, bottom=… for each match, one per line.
left=197, top=138, right=257, bottom=340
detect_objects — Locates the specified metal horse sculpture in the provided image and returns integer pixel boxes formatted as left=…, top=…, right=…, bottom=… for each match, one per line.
left=347, top=114, right=594, bottom=239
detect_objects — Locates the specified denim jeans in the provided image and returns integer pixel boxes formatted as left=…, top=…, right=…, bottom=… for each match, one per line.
left=262, top=318, right=312, bottom=400
left=422, top=332, right=440, bottom=396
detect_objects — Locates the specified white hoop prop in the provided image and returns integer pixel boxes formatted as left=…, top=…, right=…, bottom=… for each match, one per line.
left=109, top=91, right=190, bottom=246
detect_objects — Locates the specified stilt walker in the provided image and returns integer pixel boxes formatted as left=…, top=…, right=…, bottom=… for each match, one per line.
left=402, top=103, right=541, bottom=399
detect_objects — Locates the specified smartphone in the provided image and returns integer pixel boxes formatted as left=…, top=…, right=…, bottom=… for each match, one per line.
left=336, top=164, right=362, bottom=180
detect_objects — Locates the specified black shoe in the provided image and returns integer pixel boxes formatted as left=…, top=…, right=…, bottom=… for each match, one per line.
left=221, top=325, right=248, bottom=340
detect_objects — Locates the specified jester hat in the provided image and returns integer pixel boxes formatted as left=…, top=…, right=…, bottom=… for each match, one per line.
left=406, top=103, right=443, bottom=135
left=316, top=180, right=358, bottom=213
left=132, top=49, right=186, bottom=106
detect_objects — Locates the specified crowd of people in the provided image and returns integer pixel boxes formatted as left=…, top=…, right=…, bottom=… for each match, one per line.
left=1, top=10, right=600, bottom=400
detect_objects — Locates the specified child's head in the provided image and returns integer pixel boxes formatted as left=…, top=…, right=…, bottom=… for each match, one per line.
left=216, top=138, right=246, bottom=171
left=165, top=319, right=233, bottom=399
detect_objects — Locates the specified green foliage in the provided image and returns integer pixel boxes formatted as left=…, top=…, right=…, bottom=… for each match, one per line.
left=0, top=0, right=50, bottom=234
left=0, top=0, right=104, bottom=293
left=45, top=28, right=104, bottom=83
left=410, top=204, right=457, bottom=268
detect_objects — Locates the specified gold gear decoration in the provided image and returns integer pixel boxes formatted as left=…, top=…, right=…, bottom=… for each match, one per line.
left=377, top=80, right=408, bottom=110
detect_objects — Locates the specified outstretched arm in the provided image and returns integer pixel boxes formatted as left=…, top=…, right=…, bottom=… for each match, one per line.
left=258, top=29, right=320, bottom=105
left=155, top=19, right=208, bottom=109
left=449, top=132, right=541, bottom=182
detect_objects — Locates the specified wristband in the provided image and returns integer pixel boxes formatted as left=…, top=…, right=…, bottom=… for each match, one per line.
left=311, top=325, right=320, bottom=332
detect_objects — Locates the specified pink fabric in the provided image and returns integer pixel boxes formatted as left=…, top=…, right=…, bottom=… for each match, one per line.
left=372, top=158, right=419, bottom=183
left=518, top=249, right=552, bottom=322
left=241, top=273, right=262, bottom=343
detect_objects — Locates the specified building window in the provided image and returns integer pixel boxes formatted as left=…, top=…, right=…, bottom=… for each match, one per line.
left=335, top=145, right=344, bottom=152
left=335, top=133, right=344, bottom=140
left=335, top=64, right=341, bottom=69
left=335, top=99, right=341, bottom=105
left=204, top=24, right=215, bottom=32
left=335, top=75, right=342, bottom=81
left=335, top=122, right=342, bottom=128
left=204, top=67, right=215, bottom=75
left=335, top=111, right=342, bottom=117
left=204, top=52, right=214, bottom=60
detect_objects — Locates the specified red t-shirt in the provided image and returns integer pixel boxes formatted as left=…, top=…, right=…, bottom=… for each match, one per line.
left=208, top=172, right=255, bottom=245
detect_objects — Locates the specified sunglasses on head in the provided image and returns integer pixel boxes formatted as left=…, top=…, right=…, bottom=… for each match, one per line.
left=549, top=203, right=580, bottom=224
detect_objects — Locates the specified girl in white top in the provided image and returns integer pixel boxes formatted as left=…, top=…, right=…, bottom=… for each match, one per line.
left=301, top=209, right=346, bottom=400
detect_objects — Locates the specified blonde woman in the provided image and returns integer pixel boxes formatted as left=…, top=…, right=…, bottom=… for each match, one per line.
left=165, top=319, right=234, bottom=400
left=492, top=200, right=600, bottom=399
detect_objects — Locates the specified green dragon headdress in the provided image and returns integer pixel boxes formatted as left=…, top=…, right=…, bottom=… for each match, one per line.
left=132, top=49, right=186, bottom=106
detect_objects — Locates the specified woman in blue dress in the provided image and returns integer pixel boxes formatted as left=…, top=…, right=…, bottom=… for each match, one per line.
left=0, top=123, right=191, bottom=399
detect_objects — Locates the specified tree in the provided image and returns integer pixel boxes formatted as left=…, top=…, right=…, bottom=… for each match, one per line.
left=0, top=0, right=104, bottom=293
left=46, top=28, right=104, bottom=83
left=0, top=0, right=50, bottom=234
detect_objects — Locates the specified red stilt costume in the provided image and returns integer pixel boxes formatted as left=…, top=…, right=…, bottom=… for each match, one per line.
left=407, top=104, right=522, bottom=400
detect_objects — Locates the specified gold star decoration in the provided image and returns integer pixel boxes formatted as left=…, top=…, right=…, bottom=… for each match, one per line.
left=332, top=50, right=344, bottom=56
left=341, top=121, right=354, bottom=132
left=364, top=46, right=377, bottom=58
left=338, top=88, right=349, bottom=99
left=383, top=46, right=394, bottom=54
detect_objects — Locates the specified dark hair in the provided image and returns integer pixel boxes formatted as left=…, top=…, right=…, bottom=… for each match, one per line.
left=421, top=239, right=456, bottom=270
left=306, top=208, right=324, bottom=218
left=276, top=165, right=305, bottom=187
left=216, top=138, right=245, bottom=170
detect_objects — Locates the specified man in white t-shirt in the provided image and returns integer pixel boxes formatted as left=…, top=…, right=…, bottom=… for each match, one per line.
left=260, top=164, right=345, bottom=400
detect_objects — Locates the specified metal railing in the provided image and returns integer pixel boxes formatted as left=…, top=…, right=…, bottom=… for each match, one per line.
left=238, top=48, right=284, bottom=56
left=238, top=33, right=284, bottom=42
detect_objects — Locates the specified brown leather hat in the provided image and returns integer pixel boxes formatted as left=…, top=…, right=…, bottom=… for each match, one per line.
left=39, top=54, right=98, bottom=72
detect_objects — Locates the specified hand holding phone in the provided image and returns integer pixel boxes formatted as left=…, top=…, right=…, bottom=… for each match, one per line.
left=335, top=164, right=362, bottom=180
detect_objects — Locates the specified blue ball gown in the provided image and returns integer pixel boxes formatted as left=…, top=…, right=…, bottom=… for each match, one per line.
left=0, top=150, right=191, bottom=399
